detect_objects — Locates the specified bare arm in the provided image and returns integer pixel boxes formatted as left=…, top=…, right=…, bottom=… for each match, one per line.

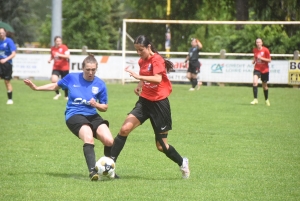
left=125, top=66, right=162, bottom=84
left=0, top=51, right=16, bottom=64
left=89, top=98, right=108, bottom=112
left=196, top=39, right=203, bottom=49
left=24, top=79, right=60, bottom=91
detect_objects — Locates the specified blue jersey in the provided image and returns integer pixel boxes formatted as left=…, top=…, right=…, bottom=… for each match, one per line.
left=58, top=73, right=108, bottom=120
left=0, top=37, right=17, bottom=64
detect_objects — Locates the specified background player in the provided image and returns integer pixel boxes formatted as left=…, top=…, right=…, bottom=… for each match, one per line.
left=251, top=38, right=271, bottom=106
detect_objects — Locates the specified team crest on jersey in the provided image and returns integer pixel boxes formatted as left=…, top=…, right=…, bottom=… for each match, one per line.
left=260, top=52, right=264, bottom=56
left=2, top=43, right=7, bottom=48
left=92, top=87, right=99, bottom=94
left=59, top=48, right=63, bottom=52
left=148, top=64, right=152, bottom=71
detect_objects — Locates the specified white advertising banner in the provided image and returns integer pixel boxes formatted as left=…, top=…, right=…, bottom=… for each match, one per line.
left=12, top=54, right=289, bottom=84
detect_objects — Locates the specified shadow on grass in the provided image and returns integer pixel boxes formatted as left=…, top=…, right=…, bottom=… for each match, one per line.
left=46, top=172, right=86, bottom=180
left=45, top=172, right=180, bottom=181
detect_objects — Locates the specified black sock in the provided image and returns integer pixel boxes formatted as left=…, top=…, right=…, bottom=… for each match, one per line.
left=83, top=143, right=96, bottom=172
left=55, top=90, right=60, bottom=95
left=264, top=89, right=268, bottom=100
left=104, top=146, right=112, bottom=157
left=64, top=89, right=68, bottom=97
left=111, top=134, right=127, bottom=162
left=7, top=91, right=12, bottom=99
left=165, top=145, right=183, bottom=166
left=253, top=86, right=258, bottom=98
left=192, top=79, right=198, bottom=88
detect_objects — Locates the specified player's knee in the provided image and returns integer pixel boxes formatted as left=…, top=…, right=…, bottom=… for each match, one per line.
left=156, top=143, right=164, bottom=152
left=119, top=124, right=132, bottom=136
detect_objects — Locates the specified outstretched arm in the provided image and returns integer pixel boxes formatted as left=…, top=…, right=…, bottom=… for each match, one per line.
left=24, top=79, right=60, bottom=91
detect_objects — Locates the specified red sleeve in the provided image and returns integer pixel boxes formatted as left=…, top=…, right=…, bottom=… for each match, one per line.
left=264, top=47, right=270, bottom=59
left=152, top=54, right=165, bottom=75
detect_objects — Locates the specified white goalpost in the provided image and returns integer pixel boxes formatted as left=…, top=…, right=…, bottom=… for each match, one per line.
left=121, top=19, right=300, bottom=84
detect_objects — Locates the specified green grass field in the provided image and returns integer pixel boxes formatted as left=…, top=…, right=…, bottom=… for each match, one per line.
left=0, top=80, right=299, bottom=201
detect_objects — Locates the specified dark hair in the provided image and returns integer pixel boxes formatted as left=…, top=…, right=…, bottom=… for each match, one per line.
left=134, top=35, right=174, bottom=73
left=82, top=53, right=98, bottom=68
left=54, top=36, right=62, bottom=42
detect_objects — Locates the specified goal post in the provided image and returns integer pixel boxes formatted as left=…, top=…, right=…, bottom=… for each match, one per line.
left=121, top=19, right=300, bottom=84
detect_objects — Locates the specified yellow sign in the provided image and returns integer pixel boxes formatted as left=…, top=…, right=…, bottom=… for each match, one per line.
left=288, top=60, right=300, bottom=85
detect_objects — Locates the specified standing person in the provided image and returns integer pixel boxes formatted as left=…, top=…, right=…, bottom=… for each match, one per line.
left=0, top=27, right=17, bottom=105
left=183, top=38, right=203, bottom=91
left=48, top=36, right=70, bottom=100
left=110, top=35, right=190, bottom=179
left=24, top=54, right=114, bottom=181
left=251, top=38, right=271, bottom=106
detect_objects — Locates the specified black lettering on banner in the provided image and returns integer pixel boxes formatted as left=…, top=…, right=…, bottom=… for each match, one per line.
left=290, top=62, right=296, bottom=70
left=71, top=62, right=82, bottom=70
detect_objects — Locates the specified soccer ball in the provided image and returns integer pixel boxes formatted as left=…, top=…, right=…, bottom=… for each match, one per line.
left=95, top=156, right=115, bottom=180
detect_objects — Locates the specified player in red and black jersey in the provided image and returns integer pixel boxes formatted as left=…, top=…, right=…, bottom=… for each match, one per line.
left=48, top=36, right=70, bottom=100
left=110, top=35, right=190, bottom=179
left=251, top=38, right=271, bottom=106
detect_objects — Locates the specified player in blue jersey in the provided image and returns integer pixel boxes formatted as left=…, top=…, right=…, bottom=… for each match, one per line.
left=24, top=54, right=114, bottom=181
left=0, top=27, right=17, bottom=105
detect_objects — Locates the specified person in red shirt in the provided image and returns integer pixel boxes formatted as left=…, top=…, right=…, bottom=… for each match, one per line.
left=110, top=35, right=190, bottom=179
left=48, top=36, right=70, bottom=100
left=251, top=38, right=271, bottom=106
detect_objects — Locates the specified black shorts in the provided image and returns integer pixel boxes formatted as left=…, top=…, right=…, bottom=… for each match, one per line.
left=66, top=114, right=109, bottom=138
left=52, top=70, right=69, bottom=78
left=253, top=70, right=269, bottom=83
left=187, top=60, right=200, bottom=74
left=130, top=97, right=172, bottom=134
left=0, top=62, right=13, bottom=80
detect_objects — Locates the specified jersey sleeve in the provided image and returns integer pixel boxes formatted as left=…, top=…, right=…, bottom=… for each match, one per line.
left=152, top=55, right=165, bottom=75
left=63, top=45, right=70, bottom=55
left=8, top=39, right=16, bottom=52
left=96, top=81, right=108, bottom=104
left=57, top=74, right=71, bottom=90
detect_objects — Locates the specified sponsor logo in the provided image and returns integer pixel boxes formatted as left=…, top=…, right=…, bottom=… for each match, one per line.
left=72, top=98, right=91, bottom=105
left=211, top=63, right=224, bottom=73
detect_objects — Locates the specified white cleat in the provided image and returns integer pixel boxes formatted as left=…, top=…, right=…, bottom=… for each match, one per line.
left=6, top=99, right=13, bottom=105
left=250, top=99, right=258, bottom=105
left=189, top=88, right=195, bottom=91
left=180, top=157, right=190, bottom=179
left=53, top=93, right=61, bottom=100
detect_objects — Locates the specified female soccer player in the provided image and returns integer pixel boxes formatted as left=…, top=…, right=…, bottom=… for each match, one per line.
left=110, top=35, right=190, bottom=179
left=48, top=36, right=70, bottom=100
left=0, top=27, right=17, bottom=104
left=251, top=38, right=271, bottom=106
left=183, top=38, right=203, bottom=91
left=24, top=54, right=114, bottom=181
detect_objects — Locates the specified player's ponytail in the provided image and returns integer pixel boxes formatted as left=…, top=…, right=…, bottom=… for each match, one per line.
left=82, top=53, right=98, bottom=68
left=134, top=35, right=174, bottom=73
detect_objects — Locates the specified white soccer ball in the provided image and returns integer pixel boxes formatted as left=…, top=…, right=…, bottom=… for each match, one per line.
left=95, top=156, right=115, bottom=180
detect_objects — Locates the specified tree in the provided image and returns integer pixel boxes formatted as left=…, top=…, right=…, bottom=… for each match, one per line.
left=61, top=0, right=126, bottom=50
left=0, top=0, right=39, bottom=46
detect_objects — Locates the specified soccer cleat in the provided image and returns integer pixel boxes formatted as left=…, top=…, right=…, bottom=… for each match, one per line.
left=180, top=157, right=190, bottom=179
left=89, top=168, right=99, bottom=181
left=114, top=173, right=120, bottom=179
left=65, top=97, right=69, bottom=100
left=189, top=88, right=195, bottom=91
left=250, top=99, right=258, bottom=105
left=6, top=99, right=13, bottom=105
left=265, top=99, right=270, bottom=106
left=53, top=93, right=61, bottom=100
